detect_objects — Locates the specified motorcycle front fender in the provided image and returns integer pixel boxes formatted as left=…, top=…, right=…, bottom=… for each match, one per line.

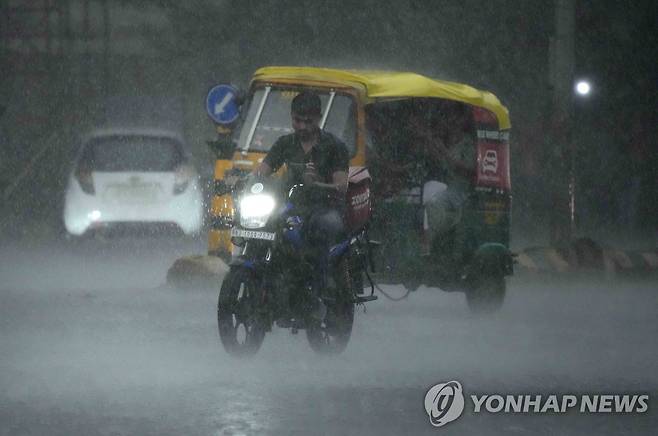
left=228, top=257, right=257, bottom=270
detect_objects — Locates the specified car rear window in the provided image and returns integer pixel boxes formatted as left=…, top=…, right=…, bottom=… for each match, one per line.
left=79, top=135, right=184, bottom=172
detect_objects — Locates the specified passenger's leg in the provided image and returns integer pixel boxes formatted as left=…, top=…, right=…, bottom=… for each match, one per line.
left=424, top=184, right=465, bottom=242
left=420, top=181, right=447, bottom=255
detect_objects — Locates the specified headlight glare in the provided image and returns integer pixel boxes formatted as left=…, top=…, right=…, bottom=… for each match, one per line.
left=239, top=194, right=275, bottom=228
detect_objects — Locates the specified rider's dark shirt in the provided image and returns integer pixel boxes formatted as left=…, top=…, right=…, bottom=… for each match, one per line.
left=264, top=130, right=349, bottom=192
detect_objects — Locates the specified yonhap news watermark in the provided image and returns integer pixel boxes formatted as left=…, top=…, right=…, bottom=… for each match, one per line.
left=424, top=381, right=650, bottom=428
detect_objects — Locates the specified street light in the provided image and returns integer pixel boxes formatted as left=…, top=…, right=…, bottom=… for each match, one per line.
left=568, top=79, right=592, bottom=238
left=575, top=80, right=591, bottom=96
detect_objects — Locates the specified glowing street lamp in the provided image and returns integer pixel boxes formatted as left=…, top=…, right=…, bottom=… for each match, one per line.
left=575, top=80, right=591, bottom=96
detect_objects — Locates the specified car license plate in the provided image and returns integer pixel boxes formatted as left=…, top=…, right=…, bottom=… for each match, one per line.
left=107, top=184, right=158, bottom=203
left=230, top=228, right=276, bottom=241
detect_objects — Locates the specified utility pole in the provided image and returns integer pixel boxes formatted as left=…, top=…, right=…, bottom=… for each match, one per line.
left=102, top=0, right=110, bottom=100
left=548, top=0, right=576, bottom=247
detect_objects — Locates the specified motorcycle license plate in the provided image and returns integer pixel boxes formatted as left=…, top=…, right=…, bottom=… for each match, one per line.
left=230, top=228, right=276, bottom=241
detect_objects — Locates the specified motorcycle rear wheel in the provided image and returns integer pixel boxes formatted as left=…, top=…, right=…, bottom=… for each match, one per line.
left=217, top=267, right=266, bottom=357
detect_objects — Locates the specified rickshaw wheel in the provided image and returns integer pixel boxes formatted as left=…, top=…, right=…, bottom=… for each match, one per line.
left=466, top=273, right=506, bottom=314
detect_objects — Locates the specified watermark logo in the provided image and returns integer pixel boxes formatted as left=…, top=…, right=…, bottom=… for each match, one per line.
left=423, top=380, right=650, bottom=428
left=424, top=381, right=465, bottom=427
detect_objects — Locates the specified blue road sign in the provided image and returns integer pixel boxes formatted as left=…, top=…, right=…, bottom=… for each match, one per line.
left=206, top=84, right=240, bottom=125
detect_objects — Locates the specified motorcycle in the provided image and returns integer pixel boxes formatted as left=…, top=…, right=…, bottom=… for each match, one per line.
left=217, top=167, right=376, bottom=356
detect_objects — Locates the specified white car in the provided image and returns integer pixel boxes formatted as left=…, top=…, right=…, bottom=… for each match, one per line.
left=63, top=128, right=204, bottom=237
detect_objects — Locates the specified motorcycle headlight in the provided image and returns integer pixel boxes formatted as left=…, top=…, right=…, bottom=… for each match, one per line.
left=239, top=194, right=276, bottom=229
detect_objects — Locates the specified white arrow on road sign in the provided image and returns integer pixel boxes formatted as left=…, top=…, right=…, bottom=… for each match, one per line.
left=214, top=92, right=233, bottom=116
left=206, top=84, right=240, bottom=124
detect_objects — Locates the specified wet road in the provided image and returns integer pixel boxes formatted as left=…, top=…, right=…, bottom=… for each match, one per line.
left=1, top=238, right=657, bottom=435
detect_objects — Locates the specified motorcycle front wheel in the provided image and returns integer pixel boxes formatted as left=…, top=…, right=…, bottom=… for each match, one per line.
left=217, top=267, right=266, bottom=357
left=306, top=258, right=355, bottom=354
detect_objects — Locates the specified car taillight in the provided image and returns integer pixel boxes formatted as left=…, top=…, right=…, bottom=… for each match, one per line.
left=75, top=167, right=95, bottom=194
left=173, top=164, right=194, bottom=195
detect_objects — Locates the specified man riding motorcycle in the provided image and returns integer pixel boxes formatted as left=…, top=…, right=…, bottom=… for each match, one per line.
left=252, top=91, right=350, bottom=315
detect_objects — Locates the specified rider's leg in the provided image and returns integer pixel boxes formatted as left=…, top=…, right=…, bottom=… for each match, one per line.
left=305, top=208, right=344, bottom=319
left=304, top=208, right=345, bottom=318
left=306, top=208, right=345, bottom=283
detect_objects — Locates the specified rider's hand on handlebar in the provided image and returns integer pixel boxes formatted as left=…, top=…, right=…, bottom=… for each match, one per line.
left=302, top=162, right=319, bottom=184
left=225, top=174, right=240, bottom=188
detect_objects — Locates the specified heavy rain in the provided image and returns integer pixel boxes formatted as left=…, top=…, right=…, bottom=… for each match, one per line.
left=1, top=1, right=656, bottom=435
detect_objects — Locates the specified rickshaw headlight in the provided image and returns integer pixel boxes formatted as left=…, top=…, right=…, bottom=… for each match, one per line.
left=239, top=194, right=275, bottom=229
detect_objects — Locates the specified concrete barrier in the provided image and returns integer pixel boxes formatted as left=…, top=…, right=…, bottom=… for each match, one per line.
left=515, top=239, right=658, bottom=276
left=166, top=255, right=229, bottom=289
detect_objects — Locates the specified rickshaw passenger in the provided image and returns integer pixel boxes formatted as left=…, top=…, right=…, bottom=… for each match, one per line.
left=365, top=104, right=423, bottom=198
left=366, top=101, right=476, bottom=255
left=410, top=105, right=477, bottom=253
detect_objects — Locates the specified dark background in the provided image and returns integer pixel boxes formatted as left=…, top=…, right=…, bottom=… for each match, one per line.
left=1, top=0, right=656, bottom=247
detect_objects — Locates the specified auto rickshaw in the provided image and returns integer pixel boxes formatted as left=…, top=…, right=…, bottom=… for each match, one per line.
left=207, top=66, right=512, bottom=313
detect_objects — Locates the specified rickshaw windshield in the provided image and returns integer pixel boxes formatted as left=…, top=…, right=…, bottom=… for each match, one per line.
left=236, top=87, right=357, bottom=155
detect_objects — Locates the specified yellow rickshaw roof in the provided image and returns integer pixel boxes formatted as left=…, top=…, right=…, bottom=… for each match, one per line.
left=253, top=66, right=510, bottom=129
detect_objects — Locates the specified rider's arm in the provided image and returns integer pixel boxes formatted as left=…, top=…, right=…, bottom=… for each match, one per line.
left=333, top=170, right=348, bottom=193
left=304, top=164, right=348, bottom=194
left=321, top=170, right=348, bottom=193
left=253, top=161, right=273, bottom=177
left=305, top=138, right=349, bottom=194
left=252, top=135, right=288, bottom=177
